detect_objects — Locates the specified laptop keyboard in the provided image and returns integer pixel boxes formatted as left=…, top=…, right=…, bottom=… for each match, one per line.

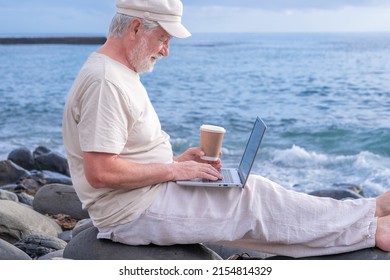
left=202, top=169, right=234, bottom=183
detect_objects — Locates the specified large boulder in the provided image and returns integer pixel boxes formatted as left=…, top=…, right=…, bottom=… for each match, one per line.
left=0, top=200, right=62, bottom=243
left=33, top=183, right=89, bottom=220
left=63, top=226, right=222, bottom=260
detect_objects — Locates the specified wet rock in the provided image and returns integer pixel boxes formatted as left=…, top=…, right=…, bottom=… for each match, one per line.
left=14, top=234, right=67, bottom=259
left=33, top=183, right=89, bottom=220
left=33, top=146, right=70, bottom=176
left=0, top=200, right=62, bottom=244
left=17, top=177, right=41, bottom=195
left=28, top=170, right=72, bottom=186
left=308, top=188, right=364, bottom=200
left=0, top=183, right=18, bottom=192
left=15, top=192, right=34, bottom=206
left=40, top=170, right=72, bottom=185
left=63, top=226, right=222, bottom=260
left=332, top=183, right=364, bottom=195
left=7, top=147, right=35, bottom=170
left=0, top=238, right=31, bottom=260
left=0, top=160, right=30, bottom=186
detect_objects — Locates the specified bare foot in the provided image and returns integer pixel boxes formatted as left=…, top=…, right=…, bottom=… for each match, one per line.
left=376, top=216, right=390, bottom=251
left=375, top=190, right=390, bottom=217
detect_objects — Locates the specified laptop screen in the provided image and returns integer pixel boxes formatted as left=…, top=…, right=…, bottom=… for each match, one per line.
left=237, top=117, right=267, bottom=186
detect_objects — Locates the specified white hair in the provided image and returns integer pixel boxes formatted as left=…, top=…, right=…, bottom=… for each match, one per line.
left=108, top=13, right=160, bottom=37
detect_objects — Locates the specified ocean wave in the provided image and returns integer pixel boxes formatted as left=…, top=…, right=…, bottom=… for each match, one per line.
left=272, top=144, right=329, bottom=167
left=259, top=145, right=390, bottom=196
left=270, top=144, right=390, bottom=170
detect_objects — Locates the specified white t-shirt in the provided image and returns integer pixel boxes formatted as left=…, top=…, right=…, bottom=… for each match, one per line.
left=62, top=53, right=173, bottom=228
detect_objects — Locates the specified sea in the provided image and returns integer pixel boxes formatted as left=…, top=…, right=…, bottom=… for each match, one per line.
left=1, top=32, right=390, bottom=197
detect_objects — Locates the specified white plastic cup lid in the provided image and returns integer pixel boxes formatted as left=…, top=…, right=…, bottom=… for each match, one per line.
left=200, top=124, right=226, bottom=133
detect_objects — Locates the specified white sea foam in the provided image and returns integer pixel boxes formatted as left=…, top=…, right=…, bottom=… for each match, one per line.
left=254, top=145, right=390, bottom=196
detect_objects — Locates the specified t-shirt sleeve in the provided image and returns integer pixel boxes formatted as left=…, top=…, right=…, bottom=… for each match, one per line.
left=77, top=79, right=133, bottom=154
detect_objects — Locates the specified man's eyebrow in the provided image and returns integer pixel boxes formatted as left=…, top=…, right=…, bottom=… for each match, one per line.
left=160, top=33, right=172, bottom=40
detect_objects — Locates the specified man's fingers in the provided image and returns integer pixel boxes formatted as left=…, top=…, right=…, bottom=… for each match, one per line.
left=200, top=164, right=222, bottom=180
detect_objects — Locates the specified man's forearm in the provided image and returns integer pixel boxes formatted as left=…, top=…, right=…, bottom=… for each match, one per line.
left=83, top=151, right=174, bottom=190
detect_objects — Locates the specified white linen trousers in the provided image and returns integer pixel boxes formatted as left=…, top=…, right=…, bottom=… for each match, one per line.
left=97, top=175, right=377, bottom=258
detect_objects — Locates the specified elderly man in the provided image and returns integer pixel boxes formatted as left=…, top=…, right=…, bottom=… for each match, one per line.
left=62, top=0, right=390, bottom=258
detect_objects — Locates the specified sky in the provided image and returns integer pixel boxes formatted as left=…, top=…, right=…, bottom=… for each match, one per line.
left=1, top=0, right=390, bottom=35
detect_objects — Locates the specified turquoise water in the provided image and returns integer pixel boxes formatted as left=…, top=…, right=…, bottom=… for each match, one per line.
left=1, top=32, right=390, bottom=196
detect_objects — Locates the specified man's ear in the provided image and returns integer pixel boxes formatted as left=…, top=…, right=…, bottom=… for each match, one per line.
left=128, top=18, right=142, bottom=39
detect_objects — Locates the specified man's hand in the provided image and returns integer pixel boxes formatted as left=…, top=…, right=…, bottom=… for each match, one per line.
left=171, top=160, right=222, bottom=181
left=175, top=147, right=222, bottom=169
left=172, top=147, right=223, bottom=181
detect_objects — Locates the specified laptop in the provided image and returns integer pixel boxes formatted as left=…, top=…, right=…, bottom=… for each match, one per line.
left=176, top=117, right=267, bottom=188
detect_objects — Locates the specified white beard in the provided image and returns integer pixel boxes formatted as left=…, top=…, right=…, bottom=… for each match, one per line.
left=129, top=36, right=161, bottom=73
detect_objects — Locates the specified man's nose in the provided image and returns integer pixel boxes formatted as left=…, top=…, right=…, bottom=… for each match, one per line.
left=160, top=44, right=169, bottom=57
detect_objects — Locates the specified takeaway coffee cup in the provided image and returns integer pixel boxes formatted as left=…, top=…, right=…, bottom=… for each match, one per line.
left=200, top=124, right=226, bottom=161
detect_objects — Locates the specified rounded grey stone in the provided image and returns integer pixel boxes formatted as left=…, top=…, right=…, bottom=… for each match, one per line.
left=0, top=189, right=19, bottom=202
left=308, top=188, right=364, bottom=200
left=72, top=218, right=94, bottom=238
left=7, top=147, right=35, bottom=170
left=38, top=249, right=66, bottom=260
left=0, top=200, right=62, bottom=243
left=32, top=183, right=89, bottom=220
left=0, top=160, right=30, bottom=186
left=15, top=192, right=34, bottom=206
left=0, top=238, right=31, bottom=260
left=33, top=146, right=70, bottom=176
left=14, top=234, right=67, bottom=259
